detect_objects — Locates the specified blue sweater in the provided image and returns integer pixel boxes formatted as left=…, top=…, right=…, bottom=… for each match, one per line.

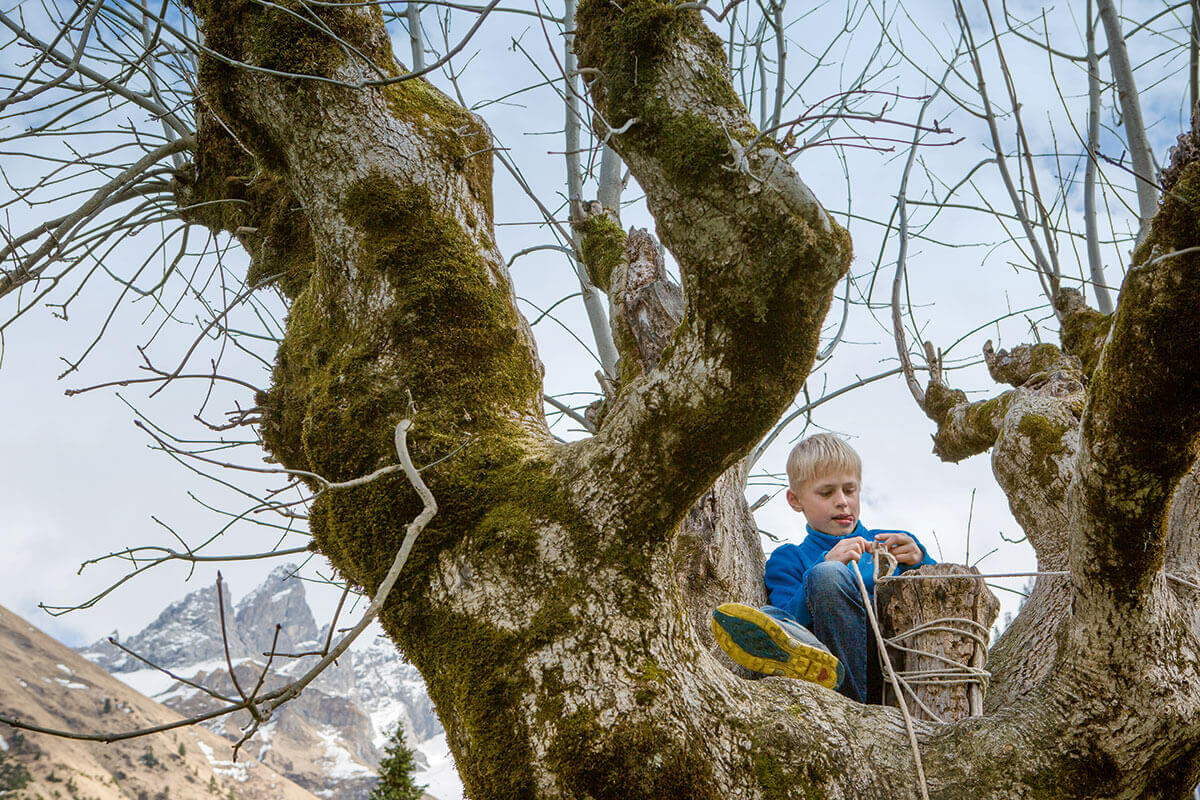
left=764, top=522, right=936, bottom=627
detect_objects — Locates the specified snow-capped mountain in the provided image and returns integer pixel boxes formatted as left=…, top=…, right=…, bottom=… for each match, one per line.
left=77, top=566, right=458, bottom=800
left=0, top=602, right=323, bottom=800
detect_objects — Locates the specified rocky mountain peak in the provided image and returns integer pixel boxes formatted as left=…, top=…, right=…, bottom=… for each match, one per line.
left=72, top=566, right=452, bottom=799
left=234, top=565, right=320, bottom=658
left=79, top=579, right=246, bottom=672
left=78, top=566, right=326, bottom=673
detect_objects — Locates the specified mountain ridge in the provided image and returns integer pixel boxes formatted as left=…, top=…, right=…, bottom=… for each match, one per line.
left=74, top=566, right=452, bottom=800
left=0, top=601, right=323, bottom=800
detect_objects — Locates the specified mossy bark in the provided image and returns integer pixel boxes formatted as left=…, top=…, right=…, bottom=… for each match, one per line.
left=178, top=2, right=1200, bottom=797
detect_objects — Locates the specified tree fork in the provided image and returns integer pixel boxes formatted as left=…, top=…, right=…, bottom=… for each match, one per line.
left=172, top=2, right=1200, bottom=798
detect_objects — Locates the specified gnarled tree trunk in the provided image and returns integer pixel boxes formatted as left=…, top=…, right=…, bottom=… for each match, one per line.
left=178, top=0, right=1200, bottom=797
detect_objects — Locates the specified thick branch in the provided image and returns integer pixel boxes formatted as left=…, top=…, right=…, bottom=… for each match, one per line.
left=1053, top=288, right=1111, bottom=379
left=608, top=228, right=684, bottom=380
left=187, top=1, right=550, bottom=596
left=922, top=383, right=1012, bottom=464
left=1071, top=157, right=1200, bottom=603
left=924, top=340, right=1083, bottom=556
left=573, top=0, right=852, bottom=535
left=982, top=341, right=1081, bottom=388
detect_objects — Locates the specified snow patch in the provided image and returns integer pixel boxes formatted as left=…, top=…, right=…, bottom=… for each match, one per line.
left=197, top=740, right=250, bottom=783
left=114, top=658, right=238, bottom=697
left=0, top=735, right=8, bottom=751
left=316, top=726, right=373, bottom=779
left=414, top=734, right=463, bottom=800
left=53, top=677, right=89, bottom=690
left=17, top=679, right=28, bottom=688
left=56, top=663, right=72, bottom=674
left=155, top=682, right=203, bottom=705
left=255, top=721, right=277, bottom=762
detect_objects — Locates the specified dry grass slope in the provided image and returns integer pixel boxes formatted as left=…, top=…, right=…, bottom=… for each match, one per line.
left=0, top=603, right=322, bottom=800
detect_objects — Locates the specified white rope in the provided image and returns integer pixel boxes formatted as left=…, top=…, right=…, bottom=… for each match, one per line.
left=876, top=568, right=1200, bottom=589
left=856, top=554, right=931, bottom=800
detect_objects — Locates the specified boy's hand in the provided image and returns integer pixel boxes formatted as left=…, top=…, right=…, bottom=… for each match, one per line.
left=873, top=532, right=923, bottom=566
left=824, top=536, right=874, bottom=564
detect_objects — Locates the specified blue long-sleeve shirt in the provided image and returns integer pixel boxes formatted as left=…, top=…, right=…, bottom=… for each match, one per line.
left=764, top=522, right=936, bottom=627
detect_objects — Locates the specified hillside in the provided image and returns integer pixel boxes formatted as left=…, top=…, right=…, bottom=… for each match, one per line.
left=75, top=567, right=458, bottom=800
left=0, top=602, right=321, bottom=800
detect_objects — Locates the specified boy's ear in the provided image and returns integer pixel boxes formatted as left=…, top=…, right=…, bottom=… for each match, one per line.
left=785, top=488, right=804, bottom=513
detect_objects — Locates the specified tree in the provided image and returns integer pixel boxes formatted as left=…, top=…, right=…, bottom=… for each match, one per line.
left=370, top=725, right=425, bottom=800
left=4, top=0, right=1200, bottom=798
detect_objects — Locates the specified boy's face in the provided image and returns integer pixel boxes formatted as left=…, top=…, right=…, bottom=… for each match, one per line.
left=786, top=470, right=861, bottom=536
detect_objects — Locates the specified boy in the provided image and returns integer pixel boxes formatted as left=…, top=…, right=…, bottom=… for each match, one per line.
left=711, top=433, right=935, bottom=703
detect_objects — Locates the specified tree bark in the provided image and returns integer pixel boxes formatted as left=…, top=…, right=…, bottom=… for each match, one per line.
left=177, top=1, right=1200, bottom=797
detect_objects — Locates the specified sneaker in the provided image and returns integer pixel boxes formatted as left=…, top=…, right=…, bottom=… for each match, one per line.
left=711, top=603, right=844, bottom=690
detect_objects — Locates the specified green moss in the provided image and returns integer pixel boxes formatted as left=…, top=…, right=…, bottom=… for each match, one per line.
left=174, top=110, right=254, bottom=232
left=745, top=731, right=833, bottom=800
left=964, top=394, right=1010, bottom=433
left=1025, top=342, right=1070, bottom=375
left=1134, top=160, right=1200, bottom=267
left=931, top=390, right=1013, bottom=463
left=1017, top=413, right=1068, bottom=448
left=752, top=749, right=791, bottom=800
left=575, top=0, right=686, bottom=122
left=1076, top=161, right=1200, bottom=556
left=638, top=658, right=669, bottom=683
left=1017, top=413, right=1069, bottom=501
left=546, top=710, right=723, bottom=799
left=381, top=81, right=494, bottom=220
left=1059, top=306, right=1112, bottom=378
left=655, top=110, right=734, bottom=188
left=631, top=660, right=669, bottom=705
left=248, top=0, right=340, bottom=75
left=308, top=462, right=593, bottom=795
left=175, top=112, right=314, bottom=300
left=261, top=171, right=548, bottom=585
left=387, top=607, right=539, bottom=798
left=243, top=174, right=314, bottom=299
left=924, top=382, right=967, bottom=425
left=577, top=214, right=626, bottom=291
left=575, top=0, right=754, bottom=190
left=193, top=0, right=391, bottom=78
left=694, top=58, right=745, bottom=112
left=190, top=0, right=397, bottom=174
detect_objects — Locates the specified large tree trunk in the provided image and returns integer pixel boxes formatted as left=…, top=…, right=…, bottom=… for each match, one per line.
left=180, top=1, right=1200, bottom=797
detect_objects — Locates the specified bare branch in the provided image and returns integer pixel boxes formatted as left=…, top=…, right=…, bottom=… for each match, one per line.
left=2, top=419, right=436, bottom=751
left=0, top=136, right=194, bottom=300
left=1085, top=0, right=1115, bottom=314
left=1096, top=0, right=1159, bottom=243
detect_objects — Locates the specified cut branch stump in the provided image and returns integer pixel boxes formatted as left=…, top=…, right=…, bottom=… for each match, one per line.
left=876, top=564, right=999, bottom=722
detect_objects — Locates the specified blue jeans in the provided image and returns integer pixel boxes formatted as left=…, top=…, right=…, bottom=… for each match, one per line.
left=804, top=561, right=870, bottom=703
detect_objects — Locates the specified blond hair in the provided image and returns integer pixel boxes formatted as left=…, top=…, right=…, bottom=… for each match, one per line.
left=786, top=433, right=862, bottom=489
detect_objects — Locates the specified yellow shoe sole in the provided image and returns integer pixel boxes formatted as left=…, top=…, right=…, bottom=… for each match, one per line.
left=711, top=603, right=840, bottom=689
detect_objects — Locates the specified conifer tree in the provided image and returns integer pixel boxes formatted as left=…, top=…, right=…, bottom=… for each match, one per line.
left=369, top=726, right=424, bottom=800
